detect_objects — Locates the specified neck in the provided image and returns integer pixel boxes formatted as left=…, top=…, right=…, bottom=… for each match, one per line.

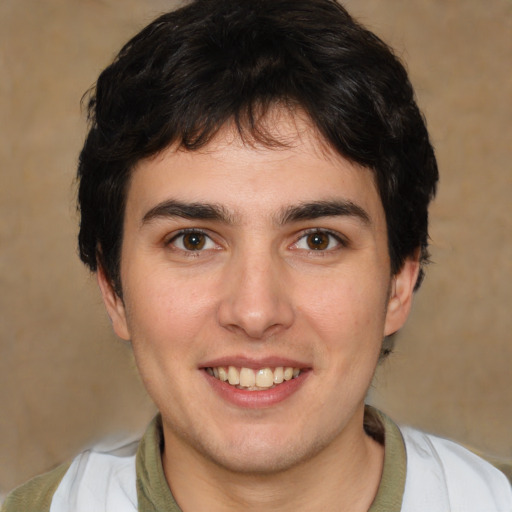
left=162, top=409, right=384, bottom=512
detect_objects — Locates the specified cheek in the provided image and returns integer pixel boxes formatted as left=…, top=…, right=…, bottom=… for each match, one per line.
left=297, top=280, right=386, bottom=405
left=122, top=269, right=219, bottom=351
left=299, top=278, right=388, bottom=330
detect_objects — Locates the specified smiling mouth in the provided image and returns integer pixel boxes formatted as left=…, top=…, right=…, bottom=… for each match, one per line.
left=205, top=366, right=302, bottom=390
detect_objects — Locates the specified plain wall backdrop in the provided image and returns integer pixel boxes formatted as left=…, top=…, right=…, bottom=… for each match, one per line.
left=1, top=0, right=511, bottom=496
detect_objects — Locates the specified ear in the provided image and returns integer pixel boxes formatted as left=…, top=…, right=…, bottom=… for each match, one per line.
left=97, top=266, right=131, bottom=341
left=384, top=254, right=420, bottom=337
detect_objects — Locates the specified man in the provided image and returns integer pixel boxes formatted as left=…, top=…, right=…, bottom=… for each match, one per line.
left=3, top=0, right=511, bottom=510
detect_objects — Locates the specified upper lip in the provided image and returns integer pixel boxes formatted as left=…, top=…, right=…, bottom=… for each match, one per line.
left=200, top=355, right=310, bottom=370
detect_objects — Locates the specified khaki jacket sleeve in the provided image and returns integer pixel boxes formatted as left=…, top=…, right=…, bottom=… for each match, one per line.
left=1, top=463, right=70, bottom=512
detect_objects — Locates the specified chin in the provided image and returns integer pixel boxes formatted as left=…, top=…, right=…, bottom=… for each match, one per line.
left=197, top=429, right=331, bottom=476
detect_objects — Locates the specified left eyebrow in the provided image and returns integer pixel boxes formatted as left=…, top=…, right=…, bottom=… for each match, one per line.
left=277, top=200, right=371, bottom=225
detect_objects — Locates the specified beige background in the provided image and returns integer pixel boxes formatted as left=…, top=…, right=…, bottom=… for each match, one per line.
left=1, top=0, right=511, bottom=496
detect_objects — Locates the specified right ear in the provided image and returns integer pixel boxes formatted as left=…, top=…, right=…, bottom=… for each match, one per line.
left=97, top=266, right=131, bottom=341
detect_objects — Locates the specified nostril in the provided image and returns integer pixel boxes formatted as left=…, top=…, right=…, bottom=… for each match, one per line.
left=216, top=260, right=295, bottom=338
left=217, top=299, right=294, bottom=340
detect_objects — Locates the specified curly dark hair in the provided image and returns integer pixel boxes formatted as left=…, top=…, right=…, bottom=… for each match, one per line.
left=77, top=0, right=438, bottom=295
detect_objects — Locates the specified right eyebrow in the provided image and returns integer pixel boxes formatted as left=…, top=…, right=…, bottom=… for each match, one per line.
left=141, top=200, right=237, bottom=226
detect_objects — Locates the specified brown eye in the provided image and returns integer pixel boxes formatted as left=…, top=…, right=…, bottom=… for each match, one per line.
left=306, top=232, right=330, bottom=250
left=169, top=230, right=217, bottom=253
left=293, top=230, right=344, bottom=252
left=182, top=232, right=206, bottom=250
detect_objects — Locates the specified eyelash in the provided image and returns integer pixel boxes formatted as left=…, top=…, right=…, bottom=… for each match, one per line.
left=166, top=227, right=346, bottom=254
left=293, top=229, right=348, bottom=252
left=166, top=229, right=217, bottom=254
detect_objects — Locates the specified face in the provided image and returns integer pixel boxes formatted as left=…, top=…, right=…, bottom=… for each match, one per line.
left=99, top=114, right=418, bottom=475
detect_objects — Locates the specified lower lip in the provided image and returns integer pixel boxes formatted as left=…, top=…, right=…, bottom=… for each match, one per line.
left=203, top=370, right=310, bottom=409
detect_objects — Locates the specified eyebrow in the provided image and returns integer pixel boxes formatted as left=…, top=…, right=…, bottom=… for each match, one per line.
left=278, top=200, right=371, bottom=225
left=141, top=198, right=371, bottom=227
left=142, top=200, right=237, bottom=226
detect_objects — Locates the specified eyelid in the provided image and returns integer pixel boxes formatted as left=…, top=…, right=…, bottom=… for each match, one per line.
left=291, top=228, right=348, bottom=251
left=166, top=228, right=219, bottom=251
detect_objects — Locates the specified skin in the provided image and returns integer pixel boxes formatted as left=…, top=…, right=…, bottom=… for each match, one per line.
left=98, top=113, right=419, bottom=511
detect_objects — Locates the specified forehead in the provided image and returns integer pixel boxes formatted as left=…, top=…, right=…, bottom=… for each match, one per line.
left=126, top=112, right=383, bottom=223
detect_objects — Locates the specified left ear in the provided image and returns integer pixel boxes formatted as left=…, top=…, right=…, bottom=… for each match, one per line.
left=384, top=254, right=420, bottom=336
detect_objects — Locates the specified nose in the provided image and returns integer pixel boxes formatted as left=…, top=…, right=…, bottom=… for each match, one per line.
left=217, top=250, right=295, bottom=340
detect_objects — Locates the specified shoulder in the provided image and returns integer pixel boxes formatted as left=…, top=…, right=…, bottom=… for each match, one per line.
left=52, top=439, right=139, bottom=512
left=400, top=426, right=512, bottom=512
left=1, top=463, right=70, bottom=512
left=2, top=438, right=139, bottom=512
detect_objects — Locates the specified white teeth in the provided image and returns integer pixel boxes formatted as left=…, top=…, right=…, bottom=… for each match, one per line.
left=228, top=366, right=240, bottom=385
left=256, top=368, right=274, bottom=388
left=273, top=366, right=284, bottom=384
left=208, top=366, right=301, bottom=389
left=240, top=367, right=256, bottom=387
